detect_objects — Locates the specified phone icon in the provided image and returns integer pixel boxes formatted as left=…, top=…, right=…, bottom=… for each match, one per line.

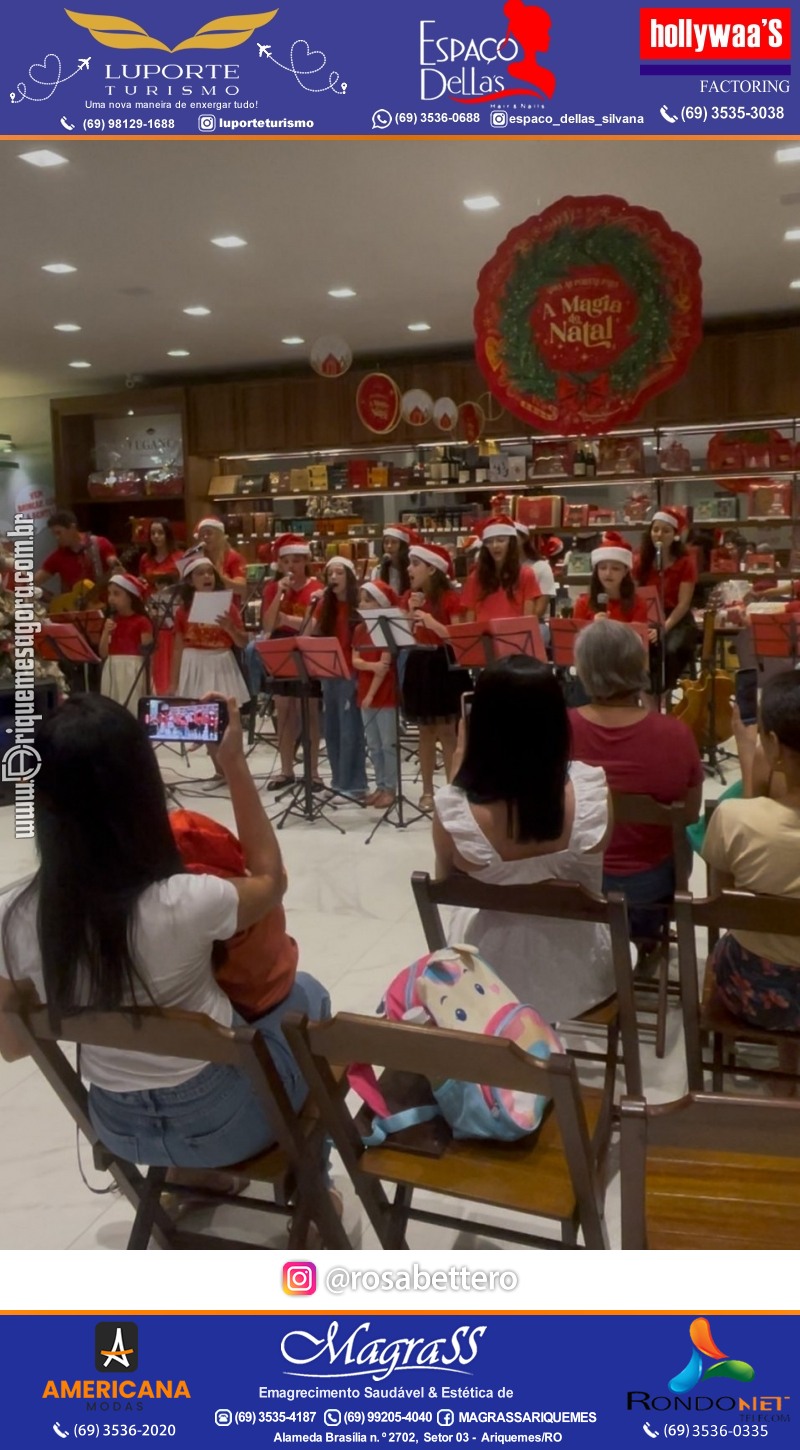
left=53, top=1424, right=69, bottom=1439
left=643, top=1424, right=660, bottom=1440
left=660, top=105, right=678, bottom=124
left=60, top=116, right=75, bottom=131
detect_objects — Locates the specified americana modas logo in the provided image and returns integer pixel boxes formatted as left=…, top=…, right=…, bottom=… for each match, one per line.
left=668, top=1318, right=754, bottom=1393
left=66, top=8, right=278, bottom=52
left=95, top=1322, right=139, bottom=1372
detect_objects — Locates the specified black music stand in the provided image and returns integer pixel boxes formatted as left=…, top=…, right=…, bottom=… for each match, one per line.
left=358, top=611, right=427, bottom=845
left=39, top=622, right=101, bottom=691
left=256, top=637, right=350, bottom=834
left=447, top=616, right=547, bottom=669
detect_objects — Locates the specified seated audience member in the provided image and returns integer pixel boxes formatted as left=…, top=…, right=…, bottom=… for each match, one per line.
left=0, top=693, right=329, bottom=1166
left=702, top=671, right=800, bottom=1072
left=432, top=657, right=614, bottom=1024
left=570, top=620, right=703, bottom=945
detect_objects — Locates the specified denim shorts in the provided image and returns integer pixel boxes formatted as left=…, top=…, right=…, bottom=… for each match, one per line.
left=88, top=973, right=329, bottom=1168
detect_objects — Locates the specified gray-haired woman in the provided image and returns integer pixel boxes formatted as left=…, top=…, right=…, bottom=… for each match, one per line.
left=569, top=619, right=703, bottom=944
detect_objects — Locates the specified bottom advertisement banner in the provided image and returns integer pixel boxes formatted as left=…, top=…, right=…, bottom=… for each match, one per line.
left=0, top=1312, right=794, bottom=1446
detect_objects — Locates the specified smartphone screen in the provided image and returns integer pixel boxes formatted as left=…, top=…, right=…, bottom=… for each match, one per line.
left=461, top=690, right=474, bottom=722
left=138, top=697, right=228, bottom=744
left=735, top=669, right=758, bottom=727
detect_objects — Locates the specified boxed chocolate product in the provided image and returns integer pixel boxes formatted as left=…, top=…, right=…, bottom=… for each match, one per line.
left=748, top=481, right=791, bottom=518
left=515, top=495, right=563, bottom=528
left=563, top=503, right=591, bottom=528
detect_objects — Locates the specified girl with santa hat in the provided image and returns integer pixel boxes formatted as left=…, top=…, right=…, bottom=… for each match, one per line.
left=353, top=579, right=400, bottom=808
left=633, top=507, right=698, bottom=687
left=400, top=542, right=471, bottom=810
left=374, top=524, right=419, bottom=597
left=98, top=573, right=153, bottom=715
left=574, top=532, right=649, bottom=624
left=255, top=535, right=323, bottom=792
left=514, top=522, right=557, bottom=619
left=459, top=515, right=541, bottom=622
left=170, top=554, right=249, bottom=706
left=311, top=557, right=368, bottom=802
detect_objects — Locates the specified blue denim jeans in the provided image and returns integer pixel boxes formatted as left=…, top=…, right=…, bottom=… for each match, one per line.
left=362, top=706, right=398, bottom=794
left=322, top=676, right=367, bottom=797
left=603, top=858, right=676, bottom=942
left=88, top=973, right=329, bottom=1168
left=244, top=638, right=270, bottom=697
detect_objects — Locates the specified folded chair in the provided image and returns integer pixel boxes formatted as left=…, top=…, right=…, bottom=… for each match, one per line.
left=284, top=1011, right=609, bottom=1250
left=675, top=888, right=800, bottom=1096
left=608, top=790, right=697, bottom=1059
left=410, top=872, right=640, bottom=1164
left=620, top=1090, right=800, bottom=1249
left=2, top=987, right=350, bottom=1251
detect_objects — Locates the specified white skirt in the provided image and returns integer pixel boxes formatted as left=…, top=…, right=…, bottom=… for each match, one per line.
left=101, top=656, right=146, bottom=716
left=177, top=647, right=250, bottom=706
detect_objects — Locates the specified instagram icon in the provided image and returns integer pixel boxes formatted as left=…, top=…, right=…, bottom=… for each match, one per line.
left=283, top=1262, right=317, bottom=1295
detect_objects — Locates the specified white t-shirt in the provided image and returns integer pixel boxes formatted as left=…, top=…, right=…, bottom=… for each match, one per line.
left=0, top=874, right=239, bottom=1092
left=523, top=559, right=557, bottom=597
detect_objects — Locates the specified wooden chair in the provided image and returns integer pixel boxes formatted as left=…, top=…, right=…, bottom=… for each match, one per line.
left=620, top=1090, right=800, bottom=1249
left=608, top=791, right=697, bottom=1059
left=675, top=889, right=800, bottom=1095
left=410, top=872, right=640, bottom=1165
left=1, top=988, right=350, bottom=1251
left=283, top=1011, right=609, bottom=1250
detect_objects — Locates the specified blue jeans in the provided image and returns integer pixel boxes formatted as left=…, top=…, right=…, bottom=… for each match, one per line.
left=603, top=858, right=676, bottom=943
left=244, top=639, right=269, bottom=697
left=322, top=676, right=367, bottom=797
left=362, top=706, right=398, bottom=793
left=88, top=974, right=329, bottom=1168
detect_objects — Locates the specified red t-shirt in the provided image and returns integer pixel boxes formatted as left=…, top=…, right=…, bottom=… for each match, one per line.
left=573, top=592, right=649, bottom=624
left=175, top=601, right=243, bottom=652
left=222, top=547, right=247, bottom=582
left=352, top=623, right=397, bottom=709
left=138, top=550, right=183, bottom=582
left=42, top=534, right=116, bottom=590
left=459, top=568, right=541, bottom=622
left=399, top=587, right=463, bottom=645
left=569, top=710, right=703, bottom=874
left=313, top=597, right=358, bottom=666
left=262, top=577, right=320, bottom=630
left=107, top=613, right=152, bottom=656
left=634, top=552, right=697, bottom=613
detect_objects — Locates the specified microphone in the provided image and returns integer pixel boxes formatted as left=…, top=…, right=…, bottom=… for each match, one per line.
left=655, top=543, right=664, bottom=572
left=597, top=593, right=609, bottom=610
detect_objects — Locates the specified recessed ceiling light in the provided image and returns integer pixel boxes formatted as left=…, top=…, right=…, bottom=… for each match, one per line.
left=68, top=361, right=91, bottom=368
left=281, top=336, right=305, bottom=345
left=42, top=262, right=76, bottom=274
left=408, top=322, right=431, bottom=332
left=183, top=305, right=211, bottom=316
left=463, top=194, right=501, bottom=211
left=776, top=146, right=800, bottom=163
left=790, top=280, right=800, bottom=290
left=127, top=410, right=135, bottom=417
left=211, top=235, right=247, bottom=248
left=54, top=323, right=81, bottom=332
left=328, top=287, right=357, bottom=299
left=19, top=149, right=69, bottom=168
left=785, top=229, right=800, bottom=241
left=167, top=349, right=190, bottom=357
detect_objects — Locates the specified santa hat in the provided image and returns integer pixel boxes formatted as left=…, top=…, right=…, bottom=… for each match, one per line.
left=109, top=572, right=145, bottom=600
left=360, top=580, right=399, bottom=608
left=383, top=524, right=422, bottom=547
left=540, top=535, right=564, bottom=561
left=478, top=514, right=517, bottom=541
left=409, top=542, right=454, bottom=578
left=273, top=533, right=311, bottom=560
left=180, top=552, right=214, bottom=580
left=652, top=506, right=687, bottom=534
left=195, top=516, right=226, bottom=535
left=462, top=534, right=481, bottom=555
left=515, top=521, right=530, bottom=537
left=326, top=555, right=356, bottom=575
left=591, top=531, right=634, bottom=569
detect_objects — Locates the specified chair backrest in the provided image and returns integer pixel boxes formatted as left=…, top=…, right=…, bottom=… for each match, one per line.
left=410, top=871, right=641, bottom=1096
left=283, top=1010, right=606, bottom=1243
left=608, top=791, right=696, bottom=892
left=619, top=1090, right=800, bottom=1248
left=675, top=888, right=800, bottom=1091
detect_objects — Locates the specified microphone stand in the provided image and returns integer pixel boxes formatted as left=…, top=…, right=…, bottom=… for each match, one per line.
left=655, top=544, right=668, bottom=707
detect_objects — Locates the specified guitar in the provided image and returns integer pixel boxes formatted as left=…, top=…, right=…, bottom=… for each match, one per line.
left=48, top=578, right=105, bottom=614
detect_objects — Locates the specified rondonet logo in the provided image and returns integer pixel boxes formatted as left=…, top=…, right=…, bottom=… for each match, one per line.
left=281, top=1321, right=487, bottom=1383
left=65, top=8, right=278, bottom=51
left=640, top=8, right=791, bottom=62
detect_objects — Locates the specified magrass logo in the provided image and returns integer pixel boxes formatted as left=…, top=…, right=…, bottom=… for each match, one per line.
left=95, top=1322, right=139, bottom=1372
left=65, top=7, right=278, bottom=52
left=668, top=1318, right=755, bottom=1394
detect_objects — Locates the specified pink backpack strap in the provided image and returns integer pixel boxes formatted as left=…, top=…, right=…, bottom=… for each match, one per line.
left=346, top=1063, right=392, bottom=1119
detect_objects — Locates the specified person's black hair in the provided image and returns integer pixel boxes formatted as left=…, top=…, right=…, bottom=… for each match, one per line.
left=2, top=695, right=184, bottom=1024
left=145, top=517, right=177, bottom=559
left=318, top=566, right=360, bottom=640
left=380, top=540, right=410, bottom=595
left=519, top=533, right=540, bottom=563
left=453, top=657, right=570, bottom=843
left=419, top=566, right=451, bottom=609
left=47, top=509, right=78, bottom=530
left=178, top=560, right=224, bottom=609
left=760, top=670, right=800, bottom=753
left=638, top=525, right=686, bottom=579
left=476, top=536, right=522, bottom=602
left=588, top=563, right=637, bottom=616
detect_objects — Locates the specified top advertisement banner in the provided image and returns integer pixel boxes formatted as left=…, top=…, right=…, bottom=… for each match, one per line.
left=1, top=0, right=798, bottom=139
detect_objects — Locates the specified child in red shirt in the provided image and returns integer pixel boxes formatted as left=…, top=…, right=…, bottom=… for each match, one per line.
left=353, top=580, right=399, bottom=808
left=99, top=573, right=153, bottom=715
left=170, top=554, right=249, bottom=704
left=312, top=557, right=368, bottom=801
left=459, top=515, right=541, bottom=622
left=574, top=532, right=650, bottom=626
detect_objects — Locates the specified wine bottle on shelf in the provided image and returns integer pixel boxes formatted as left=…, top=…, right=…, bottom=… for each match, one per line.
left=585, top=442, right=597, bottom=479
left=573, top=441, right=586, bottom=478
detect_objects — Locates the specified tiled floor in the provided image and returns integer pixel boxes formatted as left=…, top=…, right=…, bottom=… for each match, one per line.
left=0, top=728, right=736, bottom=1251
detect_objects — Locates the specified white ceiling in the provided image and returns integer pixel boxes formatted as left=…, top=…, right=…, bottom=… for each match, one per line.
left=2, top=138, right=799, bottom=401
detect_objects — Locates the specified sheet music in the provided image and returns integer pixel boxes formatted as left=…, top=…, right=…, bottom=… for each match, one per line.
left=357, top=607, right=416, bottom=648
left=188, top=590, right=233, bottom=626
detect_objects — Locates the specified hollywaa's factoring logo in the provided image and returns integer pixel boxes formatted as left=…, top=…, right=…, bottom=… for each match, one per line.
left=65, top=8, right=278, bottom=51
left=423, top=1, right=556, bottom=104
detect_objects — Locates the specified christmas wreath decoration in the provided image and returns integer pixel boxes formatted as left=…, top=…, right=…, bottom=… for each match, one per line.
left=474, top=195, right=703, bottom=434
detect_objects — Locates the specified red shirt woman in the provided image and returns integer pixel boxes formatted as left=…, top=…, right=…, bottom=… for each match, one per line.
left=459, top=516, right=541, bottom=622
left=633, top=508, right=698, bottom=690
